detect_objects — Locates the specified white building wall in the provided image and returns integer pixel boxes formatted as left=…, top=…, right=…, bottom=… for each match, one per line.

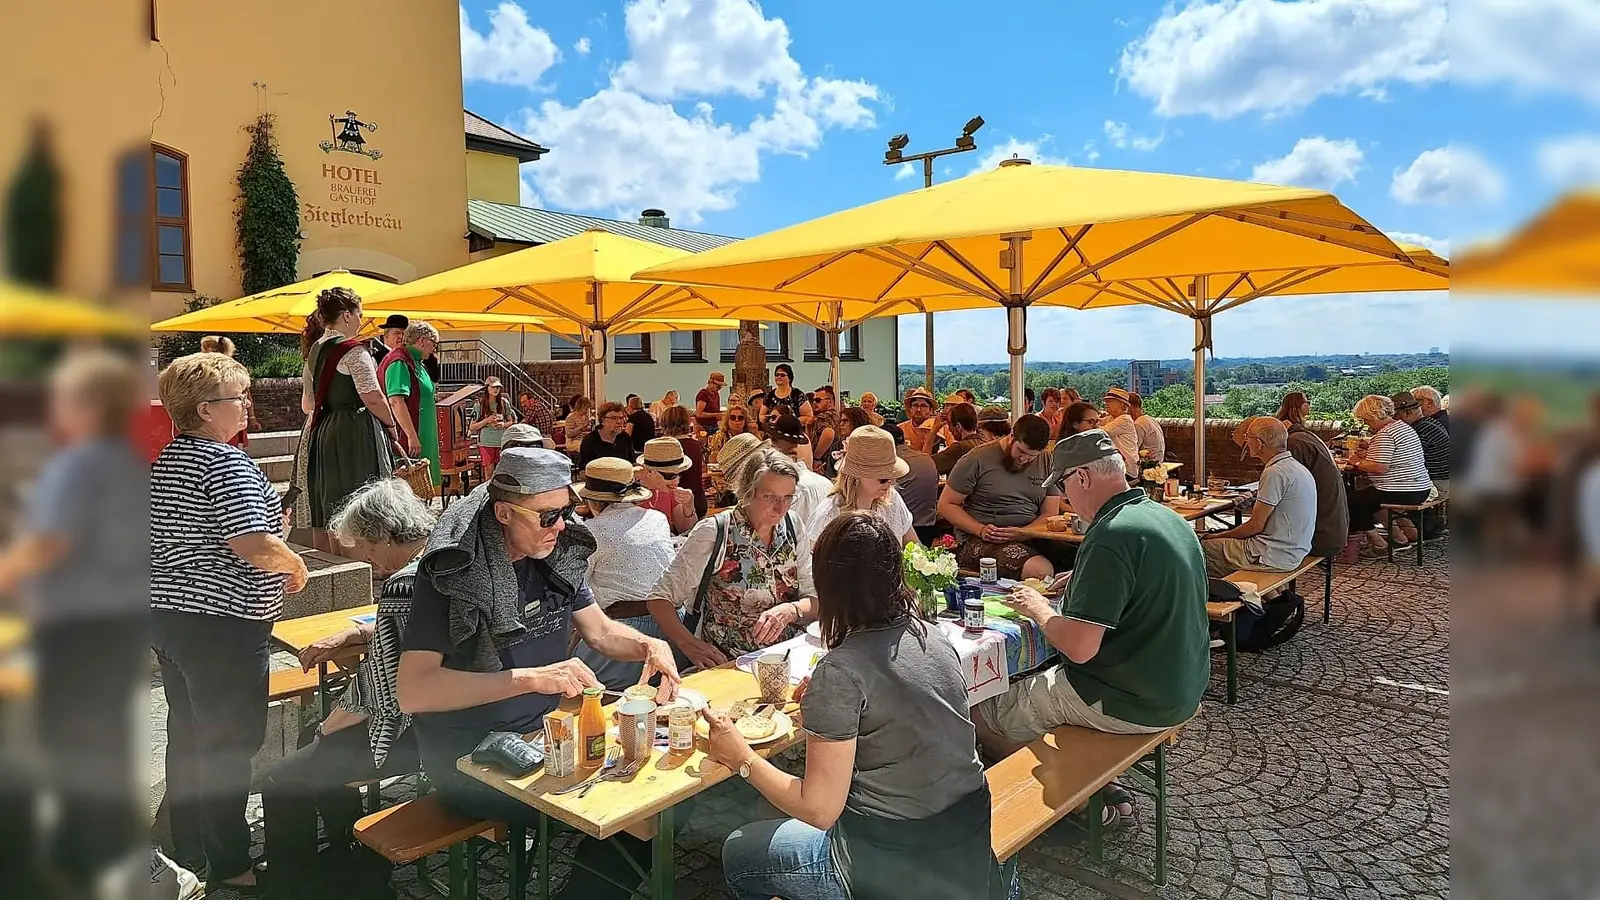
left=474, top=317, right=900, bottom=405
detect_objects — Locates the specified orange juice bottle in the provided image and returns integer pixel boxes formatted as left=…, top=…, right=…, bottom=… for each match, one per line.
left=579, top=687, right=607, bottom=767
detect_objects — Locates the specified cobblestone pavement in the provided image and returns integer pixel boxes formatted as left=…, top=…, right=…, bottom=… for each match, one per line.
left=148, top=541, right=1461, bottom=899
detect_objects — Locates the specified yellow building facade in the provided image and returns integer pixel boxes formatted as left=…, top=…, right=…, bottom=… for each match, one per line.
left=2, top=1, right=474, bottom=320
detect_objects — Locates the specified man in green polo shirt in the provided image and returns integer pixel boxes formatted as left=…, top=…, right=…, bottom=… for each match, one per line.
left=974, top=429, right=1210, bottom=760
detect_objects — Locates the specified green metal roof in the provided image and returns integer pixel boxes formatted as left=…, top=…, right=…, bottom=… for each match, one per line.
left=467, top=200, right=739, bottom=254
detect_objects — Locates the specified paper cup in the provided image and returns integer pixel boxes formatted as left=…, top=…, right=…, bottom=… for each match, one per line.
left=755, top=653, right=789, bottom=704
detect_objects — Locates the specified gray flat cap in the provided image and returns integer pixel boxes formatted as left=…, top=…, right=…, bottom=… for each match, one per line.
left=490, top=447, right=574, bottom=495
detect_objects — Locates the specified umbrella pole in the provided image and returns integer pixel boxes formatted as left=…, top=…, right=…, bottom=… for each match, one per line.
left=590, top=327, right=608, bottom=403
left=828, top=303, right=843, bottom=398
left=924, top=312, right=935, bottom=395
left=1003, top=233, right=1030, bottom=421
left=1192, top=275, right=1210, bottom=486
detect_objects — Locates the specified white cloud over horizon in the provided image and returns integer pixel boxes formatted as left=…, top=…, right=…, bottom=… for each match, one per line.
left=1390, top=145, right=1505, bottom=206
left=460, top=2, right=562, bottom=89
left=1118, top=0, right=1447, bottom=119
left=497, top=0, right=881, bottom=223
left=1251, top=137, right=1364, bottom=189
left=1536, top=134, right=1600, bottom=185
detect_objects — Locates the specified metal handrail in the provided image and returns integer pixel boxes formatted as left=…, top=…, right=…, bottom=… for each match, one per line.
left=435, top=340, right=562, bottom=410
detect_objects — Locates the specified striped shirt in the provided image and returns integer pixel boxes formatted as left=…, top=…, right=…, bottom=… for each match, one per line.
left=152, top=435, right=285, bottom=620
left=1368, top=422, right=1433, bottom=493
left=1408, top=416, right=1451, bottom=481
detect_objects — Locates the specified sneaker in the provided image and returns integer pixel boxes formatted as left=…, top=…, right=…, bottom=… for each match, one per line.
left=1209, top=638, right=1225, bottom=649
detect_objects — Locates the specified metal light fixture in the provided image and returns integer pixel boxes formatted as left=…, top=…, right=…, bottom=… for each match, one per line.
left=884, top=133, right=910, bottom=162
left=956, top=116, right=985, bottom=149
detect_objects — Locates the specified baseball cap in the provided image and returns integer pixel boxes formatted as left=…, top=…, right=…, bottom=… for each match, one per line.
left=501, top=423, right=545, bottom=447
left=1040, top=429, right=1122, bottom=490
left=489, top=447, right=574, bottom=495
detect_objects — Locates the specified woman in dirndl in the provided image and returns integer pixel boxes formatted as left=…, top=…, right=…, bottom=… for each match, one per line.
left=300, top=286, right=399, bottom=552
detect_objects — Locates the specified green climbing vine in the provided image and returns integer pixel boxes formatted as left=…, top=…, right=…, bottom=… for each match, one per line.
left=235, top=113, right=301, bottom=296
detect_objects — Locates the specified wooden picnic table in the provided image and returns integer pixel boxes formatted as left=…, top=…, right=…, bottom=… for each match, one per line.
left=456, top=664, right=803, bottom=899
left=271, top=605, right=377, bottom=716
left=272, top=605, right=378, bottom=656
left=1010, top=497, right=1238, bottom=544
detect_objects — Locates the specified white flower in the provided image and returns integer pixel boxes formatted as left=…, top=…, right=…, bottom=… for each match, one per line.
left=912, top=556, right=939, bottom=576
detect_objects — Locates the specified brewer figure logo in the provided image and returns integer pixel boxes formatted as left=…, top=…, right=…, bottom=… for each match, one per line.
left=320, top=110, right=382, bottom=160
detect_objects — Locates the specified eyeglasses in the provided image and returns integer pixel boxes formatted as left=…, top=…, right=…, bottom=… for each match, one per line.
left=660, top=471, right=681, bottom=481
left=203, top=395, right=252, bottom=406
left=503, top=501, right=574, bottom=528
left=756, top=491, right=796, bottom=507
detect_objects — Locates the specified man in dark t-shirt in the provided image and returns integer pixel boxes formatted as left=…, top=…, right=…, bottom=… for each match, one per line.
left=577, top=402, right=634, bottom=468
left=398, top=448, right=680, bottom=898
left=626, top=405, right=657, bottom=446
left=695, top=372, right=725, bottom=435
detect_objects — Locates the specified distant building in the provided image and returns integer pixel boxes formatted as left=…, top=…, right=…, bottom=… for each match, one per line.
left=1128, top=359, right=1177, bottom=397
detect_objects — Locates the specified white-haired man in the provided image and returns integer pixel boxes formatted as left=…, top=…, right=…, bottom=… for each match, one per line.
left=1412, top=386, right=1449, bottom=432
left=1200, top=417, right=1316, bottom=577
left=397, top=448, right=681, bottom=898
left=974, top=431, right=1209, bottom=770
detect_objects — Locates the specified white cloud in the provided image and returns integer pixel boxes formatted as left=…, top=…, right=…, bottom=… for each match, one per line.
left=1082, top=142, right=1102, bottom=164
left=893, top=164, right=919, bottom=182
left=1537, top=135, right=1600, bottom=185
left=515, top=89, right=762, bottom=225
left=1102, top=120, right=1163, bottom=151
left=972, top=136, right=1069, bottom=173
left=1450, top=0, right=1600, bottom=106
left=1390, top=145, right=1505, bottom=206
left=1118, top=0, right=1447, bottom=119
left=1387, top=231, right=1450, bottom=257
left=574, top=36, right=592, bottom=55
left=460, top=2, right=562, bottom=89
left=512, top=0, right=879, bottom=223
left=1251, top=137, right=1364, bottom=189
left=519, top=168, right=543, bottom=208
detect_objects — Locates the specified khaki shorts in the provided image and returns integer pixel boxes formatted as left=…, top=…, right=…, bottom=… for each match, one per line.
left=1200, top=537, right=1262, bottom=577
left=976, top=666, right=1169, bottom=745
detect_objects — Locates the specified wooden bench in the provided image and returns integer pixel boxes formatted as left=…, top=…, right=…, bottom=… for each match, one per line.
left=1204, top=556, right=1330, bottom=705
left=354, top=794, right=506, bottom=900
left=1227, top=555, right=1333, bottom=623
left=1381, top=497, right=1447, bottom=566
left=267, top=667, right=322, bottom=704
left=988, top=724, right=1183, bottom=886
left=1205, top=600, right=1245, bottom=705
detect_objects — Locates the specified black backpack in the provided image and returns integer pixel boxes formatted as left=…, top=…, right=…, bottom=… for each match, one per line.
left=1235, top=590, right=1306, bottom=652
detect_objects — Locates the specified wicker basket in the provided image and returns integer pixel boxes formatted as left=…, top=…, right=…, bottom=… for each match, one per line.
left=393, top=457, right=437, bottom=504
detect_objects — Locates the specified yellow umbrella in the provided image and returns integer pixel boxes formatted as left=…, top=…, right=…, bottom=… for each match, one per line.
left=1456, top=190, right=1600, bottom=294
left=367, top=230, right=808, bottom=400
left=0, top=281, right=144, bottom=338
left=638, top=160, right=1434, bottom=477
left=150, top=271, right=399, bottom=334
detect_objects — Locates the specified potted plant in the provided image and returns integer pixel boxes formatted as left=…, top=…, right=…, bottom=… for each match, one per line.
left=903, top=535, right=960, bottom=619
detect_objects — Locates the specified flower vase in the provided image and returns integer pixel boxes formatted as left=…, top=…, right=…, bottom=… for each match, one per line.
left=919, top=587, right=942, bottom=620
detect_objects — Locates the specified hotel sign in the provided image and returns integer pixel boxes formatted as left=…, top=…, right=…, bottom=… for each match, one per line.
left=305, top=110, right=402, bottom=231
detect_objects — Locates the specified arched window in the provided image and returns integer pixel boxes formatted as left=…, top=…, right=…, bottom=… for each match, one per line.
left=150, top=144, right=192, bottom=291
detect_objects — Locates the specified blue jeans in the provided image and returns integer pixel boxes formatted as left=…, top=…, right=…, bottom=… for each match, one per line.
left=722, top=818, right=848, bottom=900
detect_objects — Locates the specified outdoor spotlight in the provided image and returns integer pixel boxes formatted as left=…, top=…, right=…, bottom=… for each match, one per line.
left=963, top=116, right=985, bottom=136
left=955, top=134, right=975, bottom=151
left=888, top=133, right=911, bottom=151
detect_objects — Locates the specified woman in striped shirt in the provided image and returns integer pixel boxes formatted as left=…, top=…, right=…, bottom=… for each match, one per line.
left=1345, top=394, right=1434, bottom=556
left=152, top=353, right=309, bottom=893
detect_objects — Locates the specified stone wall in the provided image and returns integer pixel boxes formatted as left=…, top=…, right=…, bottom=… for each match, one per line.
left=247, top=362, right=587, bottom=433
left=251, top=378, right=307, bottom=432
left=1157, top=418, right=1342, bottom=484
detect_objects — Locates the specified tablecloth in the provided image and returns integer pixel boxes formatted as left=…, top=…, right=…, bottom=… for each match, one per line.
left=736, top=615, right=1056, bottom=709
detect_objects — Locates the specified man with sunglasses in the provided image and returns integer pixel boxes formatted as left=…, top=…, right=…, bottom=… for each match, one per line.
left=397, top=447, right=681, bottom=897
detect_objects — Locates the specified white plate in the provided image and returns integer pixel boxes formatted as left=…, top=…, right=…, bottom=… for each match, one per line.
left=696, top=708, right=794, bottom=746
left=612, top=688, right=708, bottom=720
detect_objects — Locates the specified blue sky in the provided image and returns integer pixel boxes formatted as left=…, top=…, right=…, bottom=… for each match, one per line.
left=458, top=0, right=1600, bottom=363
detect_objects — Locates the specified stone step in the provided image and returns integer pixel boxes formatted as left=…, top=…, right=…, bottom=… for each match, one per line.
left=256, top=454, right=294, bottom=483
left=282, top=544, right=375, bottom=620
left=245, top=430, right=301, bottom=460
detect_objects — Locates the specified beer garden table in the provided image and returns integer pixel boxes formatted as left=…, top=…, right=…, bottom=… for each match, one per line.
left=271, top=605, right=377, bottom=715
left=1010, top=496, right=1240, bottom=545
left=455, top=664, right=804, bottom=900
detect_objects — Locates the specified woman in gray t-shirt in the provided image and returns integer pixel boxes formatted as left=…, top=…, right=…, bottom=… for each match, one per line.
left=702, top=512, right=1008, bottom=900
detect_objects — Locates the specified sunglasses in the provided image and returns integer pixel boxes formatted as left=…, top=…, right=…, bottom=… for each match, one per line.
left=728, top=415, right=746, bottom=421
left=504, top=501, right=575, bottom=528
left=659, top=471, right=681, bottom=481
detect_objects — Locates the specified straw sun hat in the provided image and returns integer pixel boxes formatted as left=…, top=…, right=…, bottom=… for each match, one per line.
left=576, top=457, right=653, bottom=504
left=638, top=436, right=694, bottom=474
left=838, top=426, right=910, bottom=480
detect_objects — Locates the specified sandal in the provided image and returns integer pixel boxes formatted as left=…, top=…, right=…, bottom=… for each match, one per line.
left=1101, top=783, right=1137, bottom=820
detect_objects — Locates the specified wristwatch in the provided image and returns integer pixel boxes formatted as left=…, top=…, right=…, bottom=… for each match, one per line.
left=737, top=757, right=754, bottom=780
